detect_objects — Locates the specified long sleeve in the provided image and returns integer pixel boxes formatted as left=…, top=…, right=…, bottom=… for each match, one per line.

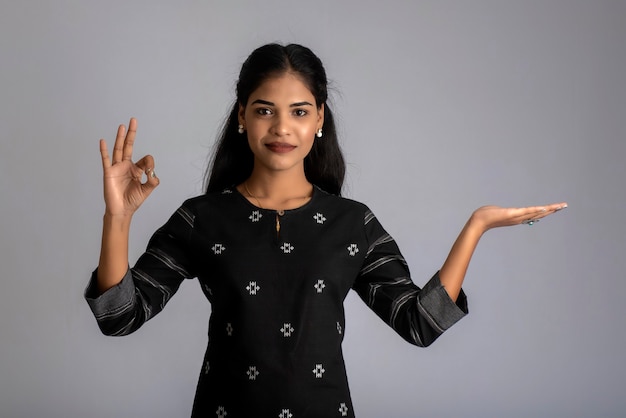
left=85, top=204, right=197, bottom=336
left=352, top=209, right=468, bottom=347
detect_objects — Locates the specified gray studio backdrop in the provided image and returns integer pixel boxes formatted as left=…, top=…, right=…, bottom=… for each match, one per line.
left=1, top=1, right=625, bottom=417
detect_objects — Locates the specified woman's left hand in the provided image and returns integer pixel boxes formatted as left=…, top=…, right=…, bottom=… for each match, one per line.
left=470, top=202, right=568, bottom=234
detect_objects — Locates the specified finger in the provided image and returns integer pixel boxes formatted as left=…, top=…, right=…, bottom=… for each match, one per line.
left=123, top=117, right=137, bottom=161
left=135, top=155, right=160, bottom=189
left=518, top=202, right=568, bottom=224
left=112, top=123, right=127, bottom=165
left=533, top=203, right=568, bottom=220
left=530, top=203, right=567, bottom=216
left=99, top=139, right=111, bottom=169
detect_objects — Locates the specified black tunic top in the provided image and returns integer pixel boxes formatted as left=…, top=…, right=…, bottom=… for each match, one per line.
left=85, top=187, right=468, bottom=417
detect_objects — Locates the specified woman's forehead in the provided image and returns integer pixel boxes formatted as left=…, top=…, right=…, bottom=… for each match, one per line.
left=248, top=73, right=315, bottom=104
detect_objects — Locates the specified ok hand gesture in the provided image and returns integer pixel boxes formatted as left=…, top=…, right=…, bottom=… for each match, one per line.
left=99, top=118, right=159, bottom=217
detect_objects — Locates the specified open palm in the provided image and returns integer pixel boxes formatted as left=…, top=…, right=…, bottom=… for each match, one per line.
left=472, top=203, right=567, bottom=232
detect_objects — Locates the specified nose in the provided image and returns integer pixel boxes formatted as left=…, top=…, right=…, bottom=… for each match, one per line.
left=270, top=113, right=290, bottom=136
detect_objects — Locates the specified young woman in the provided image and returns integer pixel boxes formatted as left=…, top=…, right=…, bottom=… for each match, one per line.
left=86, top=43, right=566, bottom=417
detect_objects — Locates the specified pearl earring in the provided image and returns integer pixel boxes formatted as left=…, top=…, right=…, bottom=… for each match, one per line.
left=238, top=124, right=245, bottom=134
left=316, top=129, right=323, bottom=138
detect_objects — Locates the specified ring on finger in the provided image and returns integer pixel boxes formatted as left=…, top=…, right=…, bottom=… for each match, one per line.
left=521, top=218, right=540, bottom=226
left=146, top=167, right=156, bottom=178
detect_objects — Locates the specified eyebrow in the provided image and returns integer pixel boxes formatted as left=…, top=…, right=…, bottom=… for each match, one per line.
left=251, top=99, right=314, bottom=107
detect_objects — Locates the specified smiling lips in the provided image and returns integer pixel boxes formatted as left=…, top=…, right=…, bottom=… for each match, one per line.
left=265, top=142, right=296, bottom=153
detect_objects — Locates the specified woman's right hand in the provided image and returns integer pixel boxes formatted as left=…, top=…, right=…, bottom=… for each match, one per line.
left=100, top=118, right=159, bottom=217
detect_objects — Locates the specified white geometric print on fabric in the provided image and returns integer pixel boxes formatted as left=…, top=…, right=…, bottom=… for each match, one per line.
left=279, top=409, right=293, bottom=418
left=246, top=281, right=260, bottom=295
left=211, top=243, right=226, bottom=255
left=336, top=321, right=342, bottom=335
left=280, top=323, right=294, bottom=337
left=280, top=243, right=294, bottom=254
left=312, top=364, right=325, bottom=378
left=314, top=279, right=326, bottom=293
left=347, top=244, right=359, bottom=256
left=216, top=406, right=227, bottom=417
left=204, top=359, right=210, bottom=375
left=226, top=322, right=233, bottom=336
left=249, top=210, right=262, bottom=222
left=247, top=366, right=259, bottom=380
left=221, top=189, right=233, bottom=194
left=313, top=212, right=326, bottom=224
left=339, top=403, right=349, bottom=416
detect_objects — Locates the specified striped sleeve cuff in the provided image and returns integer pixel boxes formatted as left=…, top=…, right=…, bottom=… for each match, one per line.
left=418, top=271, right=468, bottom=331
left=84, top=268, right=135, bottom=318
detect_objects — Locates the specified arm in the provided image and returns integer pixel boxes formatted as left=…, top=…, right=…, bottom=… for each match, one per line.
left=352, top=204, right=566, bottom=346
left=87, top=204, right=196, bottom=336
left=353, top=209, right=468, bottom=347
left=96, top=118, right=159, bottom=293
left=87, top=119, right=193, bottom=336
left=439, top=203, right=568, bottom=302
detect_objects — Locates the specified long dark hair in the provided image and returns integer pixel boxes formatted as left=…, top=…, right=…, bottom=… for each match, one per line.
left=204, top=43, right=345, bottom=195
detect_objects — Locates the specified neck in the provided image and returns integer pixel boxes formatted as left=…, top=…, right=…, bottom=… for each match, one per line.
left=239, top=169, right=313, bottom=210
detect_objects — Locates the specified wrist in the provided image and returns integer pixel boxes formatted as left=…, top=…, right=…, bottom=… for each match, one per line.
left=103, top=212, right=133, bottom=229
left=466, top=213, right=488, bottom=236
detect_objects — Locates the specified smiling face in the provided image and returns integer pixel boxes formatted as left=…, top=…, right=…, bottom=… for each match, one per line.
left=239, top=72, right=324, bottom=177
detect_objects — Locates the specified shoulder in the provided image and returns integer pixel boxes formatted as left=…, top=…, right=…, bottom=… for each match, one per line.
left=315, top=188, right=389, bottom=235
left=179, top=187, right=240, bottom=214
left=314, top=186, right=372, bottom=217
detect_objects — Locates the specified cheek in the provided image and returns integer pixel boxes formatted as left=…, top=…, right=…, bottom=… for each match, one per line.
left=301, top=129, right=316, bottom=151
left=298, top=123, right=317, bottom=139
left=245, top=124, right=265, bottom=141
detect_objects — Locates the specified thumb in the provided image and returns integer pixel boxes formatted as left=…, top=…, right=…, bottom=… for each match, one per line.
left=135, top=155, right=160, bottom=193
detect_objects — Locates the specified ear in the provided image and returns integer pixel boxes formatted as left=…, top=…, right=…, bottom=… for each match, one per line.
left=238, top=103, right=246, bottom=126
left=317, top=103, right=325, bottom=131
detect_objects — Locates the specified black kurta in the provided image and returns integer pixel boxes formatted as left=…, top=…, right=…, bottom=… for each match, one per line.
left=85, top=186, right=468, bottom=417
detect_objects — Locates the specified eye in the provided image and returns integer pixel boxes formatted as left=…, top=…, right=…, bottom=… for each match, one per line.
left=293, top=109, right=308, bottom=117
left=255, top=108, right=273, bottom=116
